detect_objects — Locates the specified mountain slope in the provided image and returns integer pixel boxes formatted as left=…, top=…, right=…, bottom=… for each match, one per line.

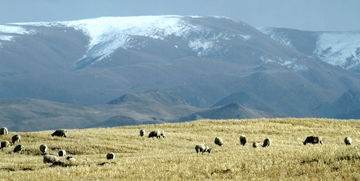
left=0, top=96, right=199, bottom=131
left=181, top=103, right=271, bottom=121
left=0, top=99, right=106, bottom=131
left=1, top=16, right=360, bottom=130
left=261, top=27, right=360, bottom=72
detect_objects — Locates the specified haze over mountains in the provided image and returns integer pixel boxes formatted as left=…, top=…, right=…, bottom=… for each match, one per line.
left=1, top=16, right=360, bottom=131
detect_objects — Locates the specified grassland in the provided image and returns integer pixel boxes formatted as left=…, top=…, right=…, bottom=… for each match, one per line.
left=0, top=118, right=360, bottom=180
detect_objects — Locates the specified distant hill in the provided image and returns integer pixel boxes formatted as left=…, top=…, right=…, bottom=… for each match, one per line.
left=181, top=103, right=273, bottom=121
left=0, top=97, right=200, bottom=131
left=316, top=89, right=360, bottom=118
left=0, top=98, right=106, bottom=131
left=1, top=16, right=360, bottom=130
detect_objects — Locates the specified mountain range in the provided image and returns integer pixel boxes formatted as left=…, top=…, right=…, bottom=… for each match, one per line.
left=1, top=15, right=360, bottom=131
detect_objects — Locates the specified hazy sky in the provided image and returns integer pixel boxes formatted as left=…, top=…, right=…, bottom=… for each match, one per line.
left=1, top=0, right=359, bottom=31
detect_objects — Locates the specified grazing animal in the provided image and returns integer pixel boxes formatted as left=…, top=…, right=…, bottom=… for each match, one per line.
left=50, top=161, right=68, bottom=167
left=239, top=135, right=247, bottom=146
left=51, top=130, right=67, bottom=137
left=13, top=144, right=24, bottom=153
left=11, top=135, right=21, bottom=144
left=262, top=138, right=271, bottom=147
left=39, top=144, right=48, bottom=155
left=0, top=141, right=10, bottom=149
left=66, top=156, right=76, bottom=163
left=344, top=137, right=352, bottom=145
left=43, top=154, right=60, bottom=164
left=303, top=136, right=323, bottom=145
left=140, top=129, right=146, bottom=137
left=214, top=137, right=223, bottom=146
left=106, top=152, right=115, bottom=160
left=148, top=130, right=165, bottom=138
left=58, top=150, right=66, bottom=157
left=252, top=142, right=259, bottom=148
left=0, top=127, right=8, bottom=135
left=195, top=144, right=212, bottom=154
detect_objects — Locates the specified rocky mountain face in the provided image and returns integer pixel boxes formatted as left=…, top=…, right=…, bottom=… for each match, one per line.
left=1, top=16, right=360, bottom=130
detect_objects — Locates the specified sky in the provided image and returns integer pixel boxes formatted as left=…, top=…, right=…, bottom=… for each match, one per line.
left=0, top=0, right=359, bottom=31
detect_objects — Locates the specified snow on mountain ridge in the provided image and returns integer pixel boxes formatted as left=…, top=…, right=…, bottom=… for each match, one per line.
left=14, top=16, right=204, bottom=65
left=261, top=27, right=360, bottom=70
left=0, top=25, right=32, bottom=46
left=0, top=25, right=30, bottom=34
left=12, top=15, right=252, bottom=67
left=315, top=32, right=360, bottom=69
left=188, top=39, right=215, bottom=57
left=260, top=56, right=308, bottom=71
left=259, top=27, right=293, bottom=48
left=63, top=16, right=201, bottom=62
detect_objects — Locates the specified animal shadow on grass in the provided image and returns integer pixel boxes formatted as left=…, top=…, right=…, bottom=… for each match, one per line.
left=98, top=161, right=117, bottom=166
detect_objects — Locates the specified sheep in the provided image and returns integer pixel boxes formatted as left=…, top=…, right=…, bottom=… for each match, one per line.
left=140, top=129, right=146, bottom=137
left=0, top=141, right=10, bottom=149
left=252, top=142, right=259, bottom=148
left=43, top=154, right=60, bottom=164
left=106, top=152, right=115, bottom=160
left=11, top=135, right=21, bottom=144
left=51, top=130, right=66, bottom=137
left=239, top=135, right=247, bottom=146
left=50, top=156, right=77, bottom=167
left=0, top=127, right=8, bottom=135
left=39, top=144, right=48, bottom=155
left=214, top=137, right=223, bottom=146
left=195, top=144, right=212, bottom=154
left=148, top=130, right=165, bottom=138
left=50, top=161, right=68, bottom=167
left=66, top=156, right=76, bottom=163
left=303, top=136, right=323, bottom=145
left=13, top=144, right=24, bottom=153
left=344, top=137, right=352, bottom=145
left=58, top=150, right=66, bottom=157
left=262, top=138, right=271, bottom=147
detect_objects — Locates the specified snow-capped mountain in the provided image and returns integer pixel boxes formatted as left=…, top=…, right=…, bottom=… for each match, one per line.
left=0, top=25, right=32, bottom=46
left=261, top=27, right=360, bottom=71
left=14, top=16, right=205, bottom=68
left=1, top=16, right=360, bottom=130
left=3, top=16, right=307, bottom=70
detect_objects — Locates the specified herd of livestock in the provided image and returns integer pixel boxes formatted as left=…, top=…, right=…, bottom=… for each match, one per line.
left=0, top=126, right=354, bottom=167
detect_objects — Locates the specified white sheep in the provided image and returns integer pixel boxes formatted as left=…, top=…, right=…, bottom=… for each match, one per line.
left=214, top=137, right=223, bottom=146
left=0, top=127, right=8, bottom=135
left=303, top=136, right=323, bottom=145
left=58, top=150, right=66, bottom=157
left=0, top=141, right=10, bottom=149
left=12, top=135, right=21, bottom=144
left=43, top=154, right=60, bottom=164
left=13, top=144, right=24, bottom=153
left=39, top=144, right=48, bottom=155
left=195, top=144, right=212, bottom=154
left=262, top=138, right=271, bottom=147
left=140, top=129, right=146, bottom=137
left=66, top=156, right=76, bottom=163
left=148, top=130, right=165, bottom=138
left=344, top=137, right=352, bottom=145
left=106, top=152, right=115, bottom=160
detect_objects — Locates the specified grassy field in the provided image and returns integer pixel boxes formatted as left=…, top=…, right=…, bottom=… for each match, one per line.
left=1, top=118, right=360, bottom=180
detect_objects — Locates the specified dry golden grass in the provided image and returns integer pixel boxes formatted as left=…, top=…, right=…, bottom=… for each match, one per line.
left=1, top=118, right=360, bottom=180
